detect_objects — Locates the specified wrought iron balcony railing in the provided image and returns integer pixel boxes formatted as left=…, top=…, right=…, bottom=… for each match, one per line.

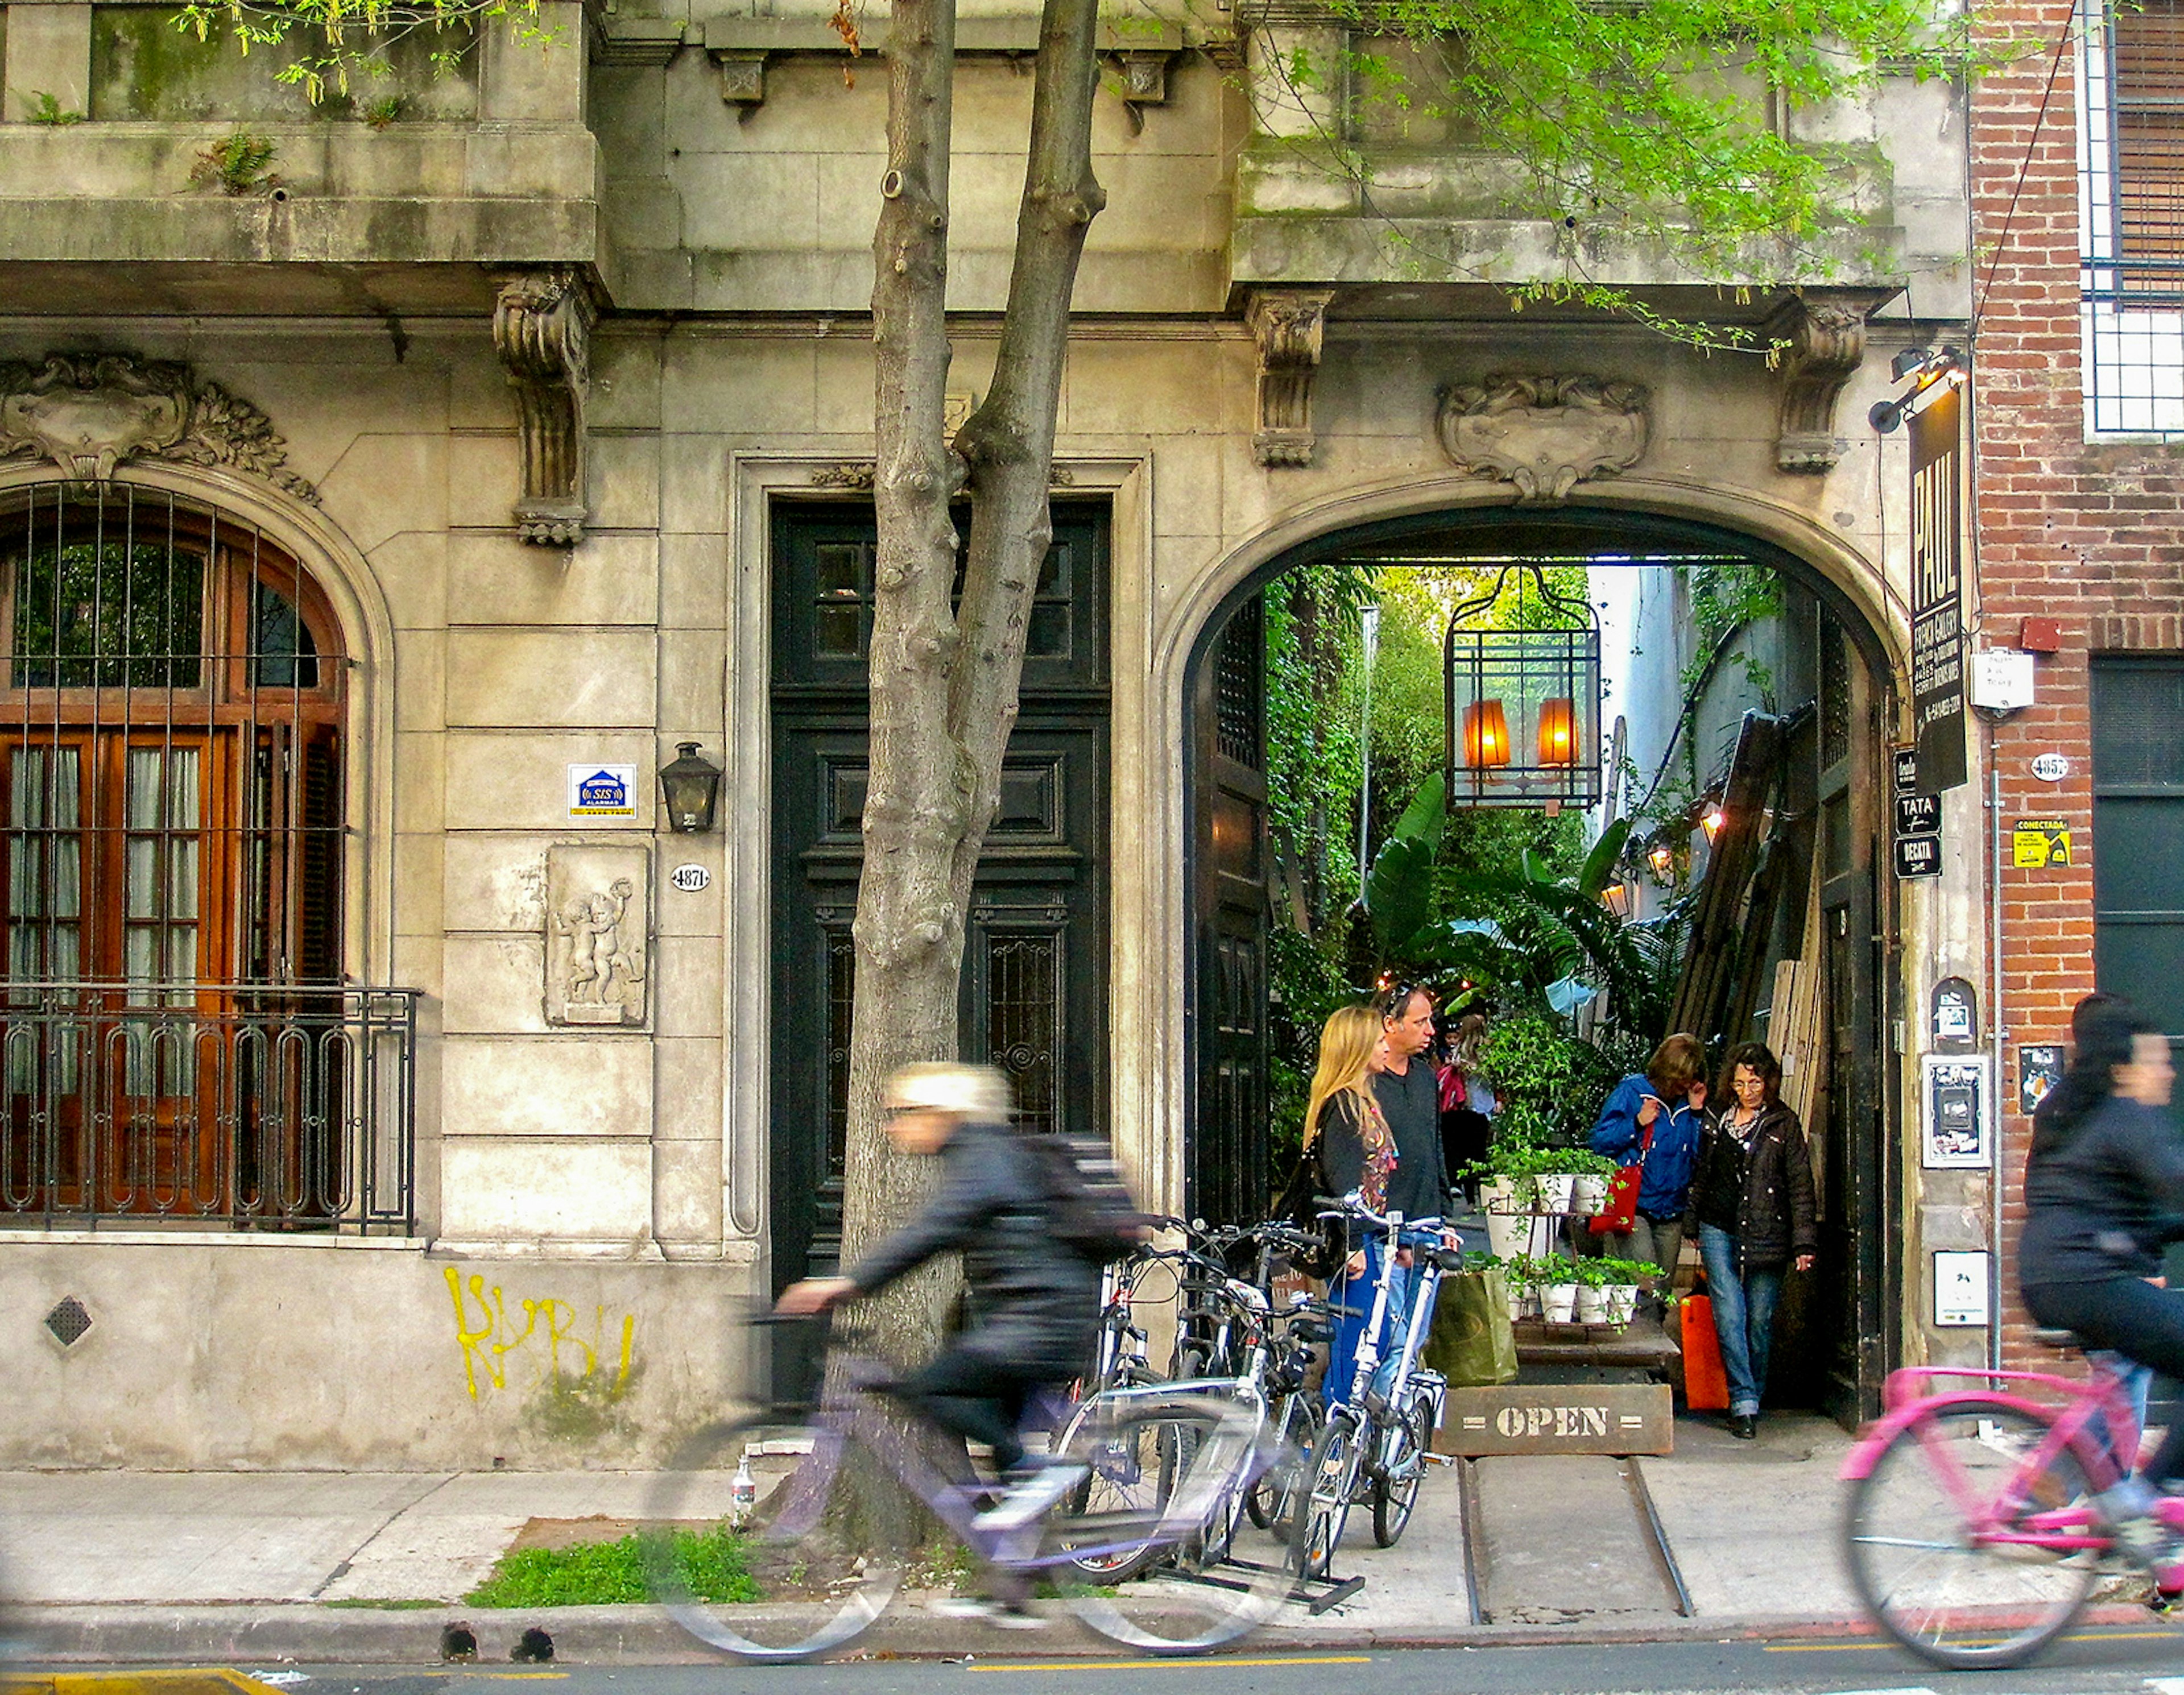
left=1, top=982, right=418, bottom=1234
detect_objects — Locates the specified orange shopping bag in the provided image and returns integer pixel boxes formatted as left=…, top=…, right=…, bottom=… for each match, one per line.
left=1680, top=1290, right=1730, bottom=1411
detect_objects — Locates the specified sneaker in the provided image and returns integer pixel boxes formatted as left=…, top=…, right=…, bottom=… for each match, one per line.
left=928, top=1595, right=1050, bottom=1629
left=973, top=1462, right=1090, bottom=1532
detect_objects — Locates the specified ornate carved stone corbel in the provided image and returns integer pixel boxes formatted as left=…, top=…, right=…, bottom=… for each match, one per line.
left=1773, top=299, right=1867, bottom=474
left=493, top=269, right=594, bottom=546
left=1436, top=374, right=1649, bottom=505
left=712, top=49, right=768, bottom=107
left=1107, top=49, right=1178, bottom=132
left=1247, top=288, right=1335, bottom=467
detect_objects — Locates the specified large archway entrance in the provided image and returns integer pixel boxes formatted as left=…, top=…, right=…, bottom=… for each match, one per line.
left=1182, top=504, right=1902, bottom=1424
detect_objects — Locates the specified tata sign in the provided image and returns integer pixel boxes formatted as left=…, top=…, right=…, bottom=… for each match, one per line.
left=1909, top=385, right=1968, bottom=791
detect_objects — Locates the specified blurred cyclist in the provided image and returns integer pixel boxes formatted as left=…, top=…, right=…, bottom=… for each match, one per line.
left=776, top=1062, right=1098, bottom=1618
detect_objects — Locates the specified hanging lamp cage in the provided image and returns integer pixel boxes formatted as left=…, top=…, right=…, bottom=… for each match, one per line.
left=1443, top=565, right=1603, bottom=807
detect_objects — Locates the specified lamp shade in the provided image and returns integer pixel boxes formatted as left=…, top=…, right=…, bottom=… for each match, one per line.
left=1462, top=699, right=1511, bottom=768
left=658, top=741, right=723, bottom=833
left=1537, top=697, right=1577, bottom=765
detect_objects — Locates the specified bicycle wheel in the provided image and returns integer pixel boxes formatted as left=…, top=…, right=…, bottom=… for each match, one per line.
left=1052, top=1393, right=1303, bottom=1654
left=1248, top=1393, right=1320, bottom=1532
left=1372, top=1401, right=1430, bottom=1548
left=641, top=1415, right=903, bottom=1663
left=1297, top=1410, right=1359, bottom=1581
left=1051, top=1381, right=1176, bottom=1584
left=1844, top=1396, right=2101, bottom=1670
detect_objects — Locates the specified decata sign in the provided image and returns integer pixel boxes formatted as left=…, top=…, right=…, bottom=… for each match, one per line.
left=1909, top=385, right=1968, bottom=791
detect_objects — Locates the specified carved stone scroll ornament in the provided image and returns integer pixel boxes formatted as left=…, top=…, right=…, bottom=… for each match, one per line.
left=544, top=844, right=650, bottom=1029
left=493, top=269, right=595, bottom=547
left=0, top=353, right=320, bottom=503
left=1772, top=300, right=1867, bottom=474
left=1247, top=288, right=1335, bottom=467
left=1435, top=374, right=1649, bottom=505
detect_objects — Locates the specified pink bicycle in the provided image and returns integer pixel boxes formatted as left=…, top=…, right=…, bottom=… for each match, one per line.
left=1841, top=1328, right=2182, bottom=1668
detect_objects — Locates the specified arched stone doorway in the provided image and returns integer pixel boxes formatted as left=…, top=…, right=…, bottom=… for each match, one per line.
left=1179, top=502, right=1904, bottom=1423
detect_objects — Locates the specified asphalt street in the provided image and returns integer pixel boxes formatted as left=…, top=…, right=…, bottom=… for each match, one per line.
left=25, top=1631, right=2184, bottom=1695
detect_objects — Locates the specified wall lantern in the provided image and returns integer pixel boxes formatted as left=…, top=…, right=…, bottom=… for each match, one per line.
left=1701, top=804, right=1727, bottom=844
left=659, top=742, right=723, bottom=833
left=1647, top=840, right=1676, bottom=878
left=1443, top=565, right=1602, bottom=807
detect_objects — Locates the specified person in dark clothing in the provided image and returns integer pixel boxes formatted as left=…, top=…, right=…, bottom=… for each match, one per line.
left=1308, top=1004, right=1401, bottom=1402
left=1437, top=1013, right=1496, bottom=1208
left=1372, top=983, right=1451, bottom=1223
left=2018, top=997, right=2184, bottom=1577
left=1684, top=1041, right=1817, bottom=1438
left=777, top=1062, right=1100, bottom=1569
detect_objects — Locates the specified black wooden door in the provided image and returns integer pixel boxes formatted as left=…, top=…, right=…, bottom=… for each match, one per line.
left=1189, top=596, right=1272, bottom=1228
left=1813, top=610, right=1891, bottom=1424
left=768, top=504, right=1110, bottom=1291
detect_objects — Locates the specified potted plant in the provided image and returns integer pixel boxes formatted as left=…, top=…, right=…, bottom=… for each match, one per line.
left=1596, top=1257, right=1653, bottom=1326
left=1573, top=1255, right=1614, bottom=1324
left=1533, top=1252, right=1582, bottom=1324
left=1561, top=1148, right=1620, bottom=1216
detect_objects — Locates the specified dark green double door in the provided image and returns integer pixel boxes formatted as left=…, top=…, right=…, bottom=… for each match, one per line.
left=768, top=503, right=1110, bottom=1291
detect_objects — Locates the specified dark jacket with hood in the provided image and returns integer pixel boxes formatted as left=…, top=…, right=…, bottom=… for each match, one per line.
left=845, top=1116, right=1100, bottom=1371
left=1684, top=1100, right=1819, bottom=1271
left=2020, top=1094, right=2184, bottom=1288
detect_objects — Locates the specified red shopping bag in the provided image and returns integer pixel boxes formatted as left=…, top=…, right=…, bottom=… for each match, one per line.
left=1680, top=1290, right=1730, bottom=1411
left=1589, top=1162, right=1642, bottom=1235
left=1589, top=1116, right=1653, bottom=1236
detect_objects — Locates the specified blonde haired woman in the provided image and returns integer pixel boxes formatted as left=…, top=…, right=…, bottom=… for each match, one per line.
left=1306, top=1004, right=1403, bottom=1406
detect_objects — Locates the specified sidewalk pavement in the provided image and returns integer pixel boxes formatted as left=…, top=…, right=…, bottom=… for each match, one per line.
left=0, top=1411, right=1868, bottom=1663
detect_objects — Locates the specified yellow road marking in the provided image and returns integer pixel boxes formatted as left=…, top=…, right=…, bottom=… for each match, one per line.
left=460, top=1676, right=569, bottom=1681
left=1765, top=1627, right=2177, bottom=1652
left=970, top=1656, right=1373, bottom=1672
left=2, top=1674, right=299, bottom=1695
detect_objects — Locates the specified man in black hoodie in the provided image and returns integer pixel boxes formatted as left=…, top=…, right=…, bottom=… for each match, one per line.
left=778, top=1063, right=1099, bottom=1590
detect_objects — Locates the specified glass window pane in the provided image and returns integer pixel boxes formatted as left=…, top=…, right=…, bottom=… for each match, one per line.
left=126, top=838, right=158, bottom=919
left=126, top=749, right=162, bottom=830
left=168, top=928, right=197, bottom=985
left=168, top=748, right=200, bottom=830
left=51, top=924, right=78, bottom=979
left=816, top=604, right=861, bottom=656
left=10, top=839, right=39, bottom=919
left=10, top=539, right=205, bottom=689
left=125, top=924, right=158, bottom=982
left=168, top=840, right=199, bottom=921
left=253, top=581, right=319, bottom=688
left=815, top=545, right=863, bottom=599
left=51, top=838, right=79, bottom=920
left=51, top=748, right=78, bottom=830
left=1027, top=603, right=1070, bottom=658
left=1037, top=544, right=1069, bottom=595
left=11, top=747, right=43, bottom=828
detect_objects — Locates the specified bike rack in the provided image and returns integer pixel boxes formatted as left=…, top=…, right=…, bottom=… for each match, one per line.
left=1176, top=1559, right=1366, bottom=1615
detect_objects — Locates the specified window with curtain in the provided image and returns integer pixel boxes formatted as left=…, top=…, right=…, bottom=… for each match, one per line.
left=0, top=485, right=350, bottom=1220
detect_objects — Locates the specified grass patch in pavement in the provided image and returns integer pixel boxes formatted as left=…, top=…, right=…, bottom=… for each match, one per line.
left=465, top=1526, right=759, bottom=1607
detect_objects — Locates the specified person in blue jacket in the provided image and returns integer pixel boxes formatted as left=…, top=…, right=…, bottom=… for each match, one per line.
left=1589, top=1032, right=1708, bottom=1300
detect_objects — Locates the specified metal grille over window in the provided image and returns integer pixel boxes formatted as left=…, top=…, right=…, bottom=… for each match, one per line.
left=43, top=1294, right=92, bottom=1346
left=1215, top=598, right=1264, bottom=769
left=0, top=483, right=415, bottom=1233
left=2081, top=0, right=2184, bottom=432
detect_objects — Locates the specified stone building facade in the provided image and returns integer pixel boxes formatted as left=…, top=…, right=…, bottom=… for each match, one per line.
left=1970, top=0, right=2184, bottom=1366
left=0, top=0, right=1989, bottom=1462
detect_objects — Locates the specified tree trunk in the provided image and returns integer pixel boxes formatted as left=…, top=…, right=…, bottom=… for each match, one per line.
left=837, top=0, right=1105, bottom=1358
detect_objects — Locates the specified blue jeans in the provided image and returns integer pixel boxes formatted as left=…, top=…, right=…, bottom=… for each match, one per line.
left=1698, top=1223, right=1784, bottom=1418
left=1327, top=1237, right=1418, bottom=1408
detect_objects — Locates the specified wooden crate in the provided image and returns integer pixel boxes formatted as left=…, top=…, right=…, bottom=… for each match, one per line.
left=1431, top=1383, right=1674, bottom=1456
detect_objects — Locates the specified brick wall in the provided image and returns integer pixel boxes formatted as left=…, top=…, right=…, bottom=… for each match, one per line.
left=1972, top=0, right=2184, bottom=1366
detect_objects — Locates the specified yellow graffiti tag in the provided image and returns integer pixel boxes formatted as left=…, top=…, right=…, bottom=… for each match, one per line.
left=445, top=1266, right=636, bottom=1402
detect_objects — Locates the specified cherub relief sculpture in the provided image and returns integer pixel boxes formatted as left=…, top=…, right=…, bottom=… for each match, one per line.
left=544, top=849, right=649, bottom=1028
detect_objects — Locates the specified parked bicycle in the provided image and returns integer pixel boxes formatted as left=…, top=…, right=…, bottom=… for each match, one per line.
left=1298, top=1197, right=1453, bottom=1577
left=643, top=1311, right=1307, bottom=1660
left=1842, top=1327, right=2179, bottom=1668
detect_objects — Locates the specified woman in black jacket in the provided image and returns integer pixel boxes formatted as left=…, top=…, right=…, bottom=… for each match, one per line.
left=1684, top=1041, right=1817, bottom=1438
left=2019, top=998, right=2184, bottom=1567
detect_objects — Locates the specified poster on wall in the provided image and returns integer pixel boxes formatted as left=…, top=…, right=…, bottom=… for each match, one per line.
left=1922, top=1052, right=1991, bottom=1169
left=2020, top=1044, right=2066, bottom=1116
left=1909, top=384, right=1968, bottom=791
left=1933, top=1250, right=1991, bottom=1328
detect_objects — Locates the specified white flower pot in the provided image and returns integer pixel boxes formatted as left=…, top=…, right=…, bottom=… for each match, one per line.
left=1542, top=1283, right=1579, bottom=1324
left=1486, top=1210, right=1528, bottom=1261
left=1536, top=1173, right=1577, bottom=1213
left=1506, top=1288, right=1527, bottom=1324
left=1574, top=1284, right=1610, bottom=1324
left=1571, top=1174, right=1610, bottom=1215
left=1606, top=1284, right=1640, bottom=1325
left=1480, top=1176, right=1518, bottom=1214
